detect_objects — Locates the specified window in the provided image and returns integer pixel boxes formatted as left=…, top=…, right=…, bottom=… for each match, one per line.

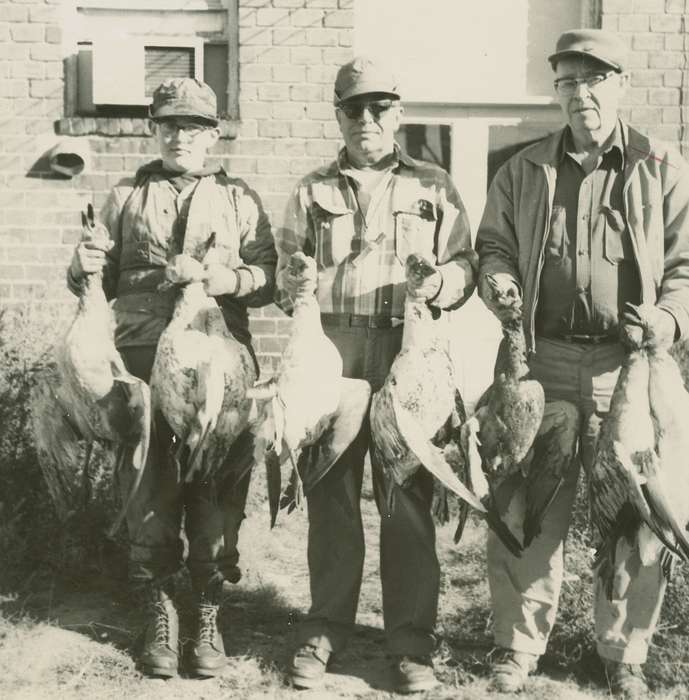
left=397, top=124, right=452, bottom=171
left=62, top=0, right=238, bottom=132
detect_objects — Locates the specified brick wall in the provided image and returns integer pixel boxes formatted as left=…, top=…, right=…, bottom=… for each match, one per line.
left=602, top=0, right=689, bottom=151
left=1, top=0, right=689, bottom=372
left=0, top=0, right=353, bottom=374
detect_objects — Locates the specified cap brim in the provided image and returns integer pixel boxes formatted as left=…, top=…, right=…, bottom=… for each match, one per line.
left=150, top=106, right=219, bottom=125
left=336, top=82, right=400, bottom=103
left=548, top=49, right=622, bottom=72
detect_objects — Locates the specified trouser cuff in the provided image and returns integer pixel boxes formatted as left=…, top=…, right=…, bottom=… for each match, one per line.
left=597, top=643, right=648, bottom=665
left=494, top=631, right=547, bottom=657
left=294, top=619, right=354, bottom=654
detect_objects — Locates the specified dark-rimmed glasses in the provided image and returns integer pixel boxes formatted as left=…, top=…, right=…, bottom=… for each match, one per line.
left=157, top=121, right=212, bottom=138
left=337, top=100, right=395, bottom=121
left=554, top=71, right=616, bottom=96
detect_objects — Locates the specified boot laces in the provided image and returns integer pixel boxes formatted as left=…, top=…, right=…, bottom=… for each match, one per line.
left=198, top=602, right=219, bottom=645
left=151, top=601, right=171, bottom=644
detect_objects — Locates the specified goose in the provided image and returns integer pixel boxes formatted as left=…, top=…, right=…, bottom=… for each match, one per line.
left=32, top=205, right=151, bottom=535
left=591, top=303, right=689, bottom=599
left=247, top=252, right=371, bottom=527
left=149, top=244, right=257, bottom=484
left=459, top=273, right=549, bottom=555
left=369, top=254, right=489, bottom=542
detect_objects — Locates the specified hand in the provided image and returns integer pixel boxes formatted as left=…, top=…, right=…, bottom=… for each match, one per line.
left=69, top=238, right=111, bottom=281
left=479, top=273, right=522, bottom=323
left=406, top=259, right=442, bottom=301
left=202, top=263, right=240, bottom=297
left=283, top=255, right=317, bottom=298
left=620, top=303, right=677, bottom=350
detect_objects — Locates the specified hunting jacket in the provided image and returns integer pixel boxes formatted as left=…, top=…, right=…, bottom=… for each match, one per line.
left=476, top=121, right=689, bottom=353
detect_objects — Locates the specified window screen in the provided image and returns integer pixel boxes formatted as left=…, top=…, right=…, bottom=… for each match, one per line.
left=144, top=46, right=195, bottom=97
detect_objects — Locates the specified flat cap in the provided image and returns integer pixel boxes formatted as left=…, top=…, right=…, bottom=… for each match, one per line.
left=548, top=29, right=627, bottom=72
left=150, top=78, right=218, bottom=125
left=333, top=55, right=400, bottom=104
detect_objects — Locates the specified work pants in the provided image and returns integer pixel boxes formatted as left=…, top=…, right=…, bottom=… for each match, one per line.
left=296, top=324, right=440, bottom=657
left=487, top=337, right=666, bottom=664
left=118, top=345, right=251, bottom=592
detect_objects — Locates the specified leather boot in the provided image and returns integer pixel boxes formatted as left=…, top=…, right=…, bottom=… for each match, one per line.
left=189, top=585, right=227, bottom=677
left=138, top=584, right=179, bottom=677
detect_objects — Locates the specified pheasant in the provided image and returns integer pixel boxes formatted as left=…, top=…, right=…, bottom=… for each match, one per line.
left=591, top=303, right=689, bottom=599
left=31, top=205, right=151, bottom=535
left=459, top=273, right=548, bottom=555
left=149, top=244, right=257, bottom=484
left=247, top=252, right=371, bottom=527
left=370, top=254, right=487, bottom=542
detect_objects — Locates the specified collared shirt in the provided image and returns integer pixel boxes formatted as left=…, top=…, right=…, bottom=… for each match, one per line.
left=275, top=144, right=476, bottom=317
left=535, top=125, right=641, bottom=338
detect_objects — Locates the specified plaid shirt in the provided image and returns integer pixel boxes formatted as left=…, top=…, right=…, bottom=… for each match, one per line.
left=275, top=145, right=476, bottom=317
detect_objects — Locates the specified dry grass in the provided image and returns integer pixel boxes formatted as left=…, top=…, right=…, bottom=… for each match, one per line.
left=2, top=305, right=689, bottom=699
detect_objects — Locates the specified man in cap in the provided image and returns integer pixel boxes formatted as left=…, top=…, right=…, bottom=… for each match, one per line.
left=274, top=56, right=477, bottom=693
left=67, top=77, right=276, bottom=678
left=476, top=28, right=689, bottom=697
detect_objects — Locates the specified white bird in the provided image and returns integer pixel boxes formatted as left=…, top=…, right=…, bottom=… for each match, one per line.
left=370, top=253, right=488, bottom=543
left=32, top=205, right=151, bottom=535
left=149, top=244, right=257, bottom=483
left=591, top=304, right=689, bottom=599
left=248, top=252, right=371, bottom=527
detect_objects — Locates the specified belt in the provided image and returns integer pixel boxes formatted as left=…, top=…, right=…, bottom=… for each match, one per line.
left=320, top=313, right=403, bottom=329
left=558, top=333, right=615, bottom=345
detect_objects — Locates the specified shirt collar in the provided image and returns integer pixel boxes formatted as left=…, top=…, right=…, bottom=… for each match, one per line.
left=560, top=123, right=625, bottom=171
left=337, top=143, right=414, bottom=175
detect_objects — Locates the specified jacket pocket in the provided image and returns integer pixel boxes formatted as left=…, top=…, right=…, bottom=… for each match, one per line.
left=310, top=195, right=355, bottom=267
left=393, top=198, right=437, bottom=265
left=545, top=205, right=568, bottom=261
left=602, top=206, right=632, bottom=264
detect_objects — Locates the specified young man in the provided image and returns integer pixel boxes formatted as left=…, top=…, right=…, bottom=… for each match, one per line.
left=476, top=29, right=689, bottom=698
left=67, top=78, right=276, bottom=678
left=274, top=56, right=477, bottom=694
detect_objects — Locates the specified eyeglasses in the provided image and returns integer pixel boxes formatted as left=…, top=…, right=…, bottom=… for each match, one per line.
left=157, top=121, right=211, bottom=138
left=554, top=71, right=616, bottom=96
left=337, top=100, right=396, bottom=120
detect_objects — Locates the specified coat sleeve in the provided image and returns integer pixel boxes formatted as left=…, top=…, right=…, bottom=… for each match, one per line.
left=233, top=180, right=277, bottom=308
left=475, top=162, right=523, bottom=306
left=656, top=155, right=689, bottom=340
left=429, top=169, right=477, bottom=311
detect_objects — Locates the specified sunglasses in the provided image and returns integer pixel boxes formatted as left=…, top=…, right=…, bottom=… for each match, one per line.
left=553, top=71, right=617, bottom=96
left=337, top=100, right=396, bottom=120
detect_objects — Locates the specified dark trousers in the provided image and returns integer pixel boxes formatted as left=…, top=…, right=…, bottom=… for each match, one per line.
left=118, top=345, right=251, bottom=592
left=296, top=326, right=440, bottom=656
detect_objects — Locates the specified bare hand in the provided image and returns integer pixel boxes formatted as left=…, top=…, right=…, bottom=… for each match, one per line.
left=203, top=263, right=240, bottom=296
left=69, top=239, right=111, bottom=280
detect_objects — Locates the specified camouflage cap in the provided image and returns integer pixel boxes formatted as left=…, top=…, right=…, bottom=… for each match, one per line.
left=149, top=78, right=219, bottom=124
left=333, top=55, right=400, bottom=104
left=548, top=29, right=627, bottom=72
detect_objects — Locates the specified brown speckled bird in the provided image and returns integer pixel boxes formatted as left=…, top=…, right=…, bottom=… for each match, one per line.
left=591, top=303, right=689, bottom=599
left=32, top=205, right=151, bottom=534
left=248, top=252, right=371, bottom=528
left=149, top=247, right=257, bottom=483
left=460, top=273, right=546, bottom=555
left=370, top=254, right=487, bottom=541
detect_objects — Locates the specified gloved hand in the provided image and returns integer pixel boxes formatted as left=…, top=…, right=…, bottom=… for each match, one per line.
left=202, top=263, right=240, bottom=296
left=620, top=302, right=677, bottom=351
left=406, top=257, right=442, bottom=301
left=68, top=238, right=112, bottom=281
left=479, top=273, right=522, bottom=323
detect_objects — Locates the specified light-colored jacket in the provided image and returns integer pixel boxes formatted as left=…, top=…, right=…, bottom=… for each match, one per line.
left=476, top=121, right=689, bottom=352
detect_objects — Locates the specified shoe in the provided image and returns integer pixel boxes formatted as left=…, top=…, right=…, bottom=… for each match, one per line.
left=138, top=585, right=179, bottom=677
left=189, top=592, right=227, bottom=677
left=489, top=649, right=538, bottom=693
left=288, top=644, right=330, bottom=689
left=392, top=655, right=439, bottom=694
left=603, top=660, right=649, bottom=699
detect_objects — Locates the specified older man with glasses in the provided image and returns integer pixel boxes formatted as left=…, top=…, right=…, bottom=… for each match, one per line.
left=274, top=55, right=477, bottom=693
left=476, top=29, right=689, bottom=698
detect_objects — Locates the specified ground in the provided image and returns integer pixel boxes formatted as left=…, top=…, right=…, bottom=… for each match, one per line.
left=3, top=464, right=689, bottom=700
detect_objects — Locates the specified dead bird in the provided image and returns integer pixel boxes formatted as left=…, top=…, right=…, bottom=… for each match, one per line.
left=248, top=252, right=371, bottom=528
left=592, top=303, right=689, bottom=599
left=370, top=253, right=487, bottom=541
left=150, top=245, right=257, bottom=483
left=460, top=273, right=546, bottom=555
left=32, top=205, right=151, bottom=535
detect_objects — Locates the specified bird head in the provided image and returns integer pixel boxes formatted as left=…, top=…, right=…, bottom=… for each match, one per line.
left=405, top=254, right=436, bottom=287
left=620, top=303, right=674, bottom=352
left=287, top=252, right=318, bottom=294
left=484, top=273, right=522, bottom=322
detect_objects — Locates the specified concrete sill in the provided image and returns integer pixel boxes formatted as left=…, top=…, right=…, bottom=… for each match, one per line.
left=55, top=117, right=240, bottom=139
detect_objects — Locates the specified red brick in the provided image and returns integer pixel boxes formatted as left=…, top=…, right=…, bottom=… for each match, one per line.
left=256, top=8, right=290, bottom=26
left=239, top=139, right=275, bottom=156
left=664, top=70, right=684, bottom=86
left=0, top=6, right=28, bottom=21
left=11, top=23, right=43, bottom=42
left=272, top=64, right=306, bottom=82
left=291, top=84, right=323, bottom=102
left=29, top=5, right=57, bottom=22
left=647, top=125, right=681, bottom=140
left=306, top=28, right=339, bottom=46
left=290, top=120, right=325, bottom=138
left=306, top=64, right=338, bottom=83
left=272, top=102, right=306, bottom=120
left=0, top=78, right=28, bottom=97
left=626, top=50, right=649, bottom=68
left=257, top=83, right=290, bottom=101
left=306, top=103, right=334, bottom=120
left=338, top=29, right=353, bottom=47
left=0, top=264, right=25, bottom=279
left=649, top=87, right=680, bottom=104
left=240, top=101, right=270, bottom=120
left=242, top=46, right=291, bottom=64
left=665, top=33, right=686, bottom=50
left=291, top=47, right=323, bottom=64
left=241, top=63, right=272, bottom=82
left=241, top=28, right=273, bottom=46
left=29, top=79, right=62, bottom=98
left=632, top=69, right=665, bottom=86
left=323, top=10, right=354, bottom=27
left=306, top=139, right=338, bottom=157
left=662, top=107, right=681, bottom=122
left=623, top=87, right=649, bottom=104
left=619, top=14, right=651, bottom=31
left=274, top=139, right=306, bottom=156
left=11, top=60, right=43, bottom=79
left=649, top=51, right=683, bottom=68
left=44, top=26, right=61, bottom=44
left=30, top=44, right=61, bottom=61
left=634, top=0, right=664, bottom=10
left=250, top=318, right=277, bottom=334
left=290, top=9, right=324, bottom=27
left=649, top=14, right=682, bottom=31
left=633, top=33, right=665, bottom=50
left=238, top=8, right=255, bottom=27
left=272, top=28, right=307, bottom=45
left=631, top=106, right=664, bottom=122
left=258, top=120, right=290, bottom=138
left=224, top=156, right=258, bottom=173
left=322, top=47, right=351, bottom=65
left=0, top=43, right=30, bottom=60
left=256, top=157, right=290, bottom=174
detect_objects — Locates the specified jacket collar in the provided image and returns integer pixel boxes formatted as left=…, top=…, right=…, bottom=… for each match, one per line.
left=336, top=142, right=416, bottom=174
